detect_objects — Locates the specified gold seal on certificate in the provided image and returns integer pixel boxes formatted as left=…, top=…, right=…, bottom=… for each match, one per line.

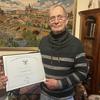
left=3, top=52, right=46, bottom=91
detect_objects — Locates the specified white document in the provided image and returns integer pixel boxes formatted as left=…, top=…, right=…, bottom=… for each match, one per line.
left=3, top=52, right=46, bottom=91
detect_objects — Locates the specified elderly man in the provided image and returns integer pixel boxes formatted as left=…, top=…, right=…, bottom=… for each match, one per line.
left=39, top=4, right=88, bottom=100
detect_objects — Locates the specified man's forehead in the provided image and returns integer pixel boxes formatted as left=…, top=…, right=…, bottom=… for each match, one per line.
left=49, top=6, right=65, bottom=16
left=49, top=6, right=64, bottom=12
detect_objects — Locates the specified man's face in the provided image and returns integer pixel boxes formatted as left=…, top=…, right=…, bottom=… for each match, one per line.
left=49, top=6, right=68, bottom=34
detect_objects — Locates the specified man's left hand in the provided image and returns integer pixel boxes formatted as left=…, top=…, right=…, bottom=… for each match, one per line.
left=44, top=79, right=59, bottom=90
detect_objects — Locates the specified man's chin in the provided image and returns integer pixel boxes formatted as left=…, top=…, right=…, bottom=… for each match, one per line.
left=53, top=29, right=65, bottom=34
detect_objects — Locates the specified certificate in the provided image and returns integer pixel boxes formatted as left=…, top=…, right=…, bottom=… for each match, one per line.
left=3, top=52, right=46, bottom=91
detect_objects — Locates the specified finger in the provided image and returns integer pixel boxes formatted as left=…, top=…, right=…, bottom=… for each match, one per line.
left=44, top=79, right=49, bottom=84
left=0, top=71, right=4, bottom=75
left=1, top=76, right=8, bottom=82
left=0, top=82, right=5, bottom=89
left=0, top=82, right=2, bottom=87
left=44, top=81, right=48, bottom=85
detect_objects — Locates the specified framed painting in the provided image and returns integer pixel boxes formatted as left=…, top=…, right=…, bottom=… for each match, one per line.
left=0, top=0, right=77, bottom=50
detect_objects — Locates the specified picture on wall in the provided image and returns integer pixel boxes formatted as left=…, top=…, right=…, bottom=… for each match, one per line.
left=0, top=0, right=76, bottom=48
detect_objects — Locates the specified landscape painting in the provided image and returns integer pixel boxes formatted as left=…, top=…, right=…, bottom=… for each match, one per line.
left=0, top=0, right=76, bottom=48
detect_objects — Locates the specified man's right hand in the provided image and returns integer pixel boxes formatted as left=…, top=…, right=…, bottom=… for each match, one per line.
left=0, top=71, right=8, bottom=89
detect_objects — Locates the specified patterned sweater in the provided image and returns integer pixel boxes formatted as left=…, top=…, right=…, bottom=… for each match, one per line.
left=39, top=30, right=88, bottom=98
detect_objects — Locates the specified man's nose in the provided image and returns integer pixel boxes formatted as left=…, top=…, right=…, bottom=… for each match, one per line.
left=54, top=17, right=59, bottom=23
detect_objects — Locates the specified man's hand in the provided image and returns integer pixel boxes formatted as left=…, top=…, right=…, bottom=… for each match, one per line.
left=0, top=71, right=8, bottom=89
left=44, top=79, right=60, bottom=90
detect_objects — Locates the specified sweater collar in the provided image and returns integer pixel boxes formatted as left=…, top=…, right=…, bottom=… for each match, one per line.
left=48, top=29, right=70, bottom=49
left=50, top=29, right=67, bottom=39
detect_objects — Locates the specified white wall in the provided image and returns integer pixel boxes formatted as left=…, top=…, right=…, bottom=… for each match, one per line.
left=75, top=0, right=89, bottom=38
left=75, top=0, right=99, bottom=38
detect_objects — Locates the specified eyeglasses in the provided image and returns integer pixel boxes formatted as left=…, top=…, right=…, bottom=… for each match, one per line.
left=49, top=15, right=66, bottom=23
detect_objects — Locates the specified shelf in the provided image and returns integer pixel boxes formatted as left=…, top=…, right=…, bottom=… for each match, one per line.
left=79, top=8, right=100, bottom=94
left=84, top=37, right=95, bottom=40
left=86, top=55, right=93, bottom=59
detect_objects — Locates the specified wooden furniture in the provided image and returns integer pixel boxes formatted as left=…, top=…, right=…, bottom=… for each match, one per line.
left=79, top=8, right=100, bottom=94
left=88, top=95, right=100, bottom=100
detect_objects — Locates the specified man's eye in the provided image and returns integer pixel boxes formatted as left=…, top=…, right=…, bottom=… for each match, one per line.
left=58, top=15, right=64, bottom=19
left=50, top=17, right=55, bottom=20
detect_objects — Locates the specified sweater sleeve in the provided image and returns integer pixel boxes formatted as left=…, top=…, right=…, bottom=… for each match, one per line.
left=60, top=44, right=89, bottom=88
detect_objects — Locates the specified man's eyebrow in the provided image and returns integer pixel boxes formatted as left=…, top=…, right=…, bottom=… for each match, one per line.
left=50, top=14, right=64, bottom=17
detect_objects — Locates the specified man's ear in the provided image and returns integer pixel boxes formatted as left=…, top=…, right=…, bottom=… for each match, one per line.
left=66, top=19, right=68, bottom=25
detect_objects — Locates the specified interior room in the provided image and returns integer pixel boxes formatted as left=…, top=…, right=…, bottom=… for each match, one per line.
left=0, top=0, right=100, bottom=100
